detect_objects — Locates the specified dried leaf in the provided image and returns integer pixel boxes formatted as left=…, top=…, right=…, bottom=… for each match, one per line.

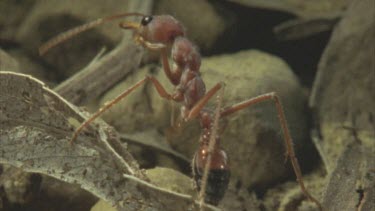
left=0, top=72, right=219, bottom=211
left=322, top=143, right=375, bottom=210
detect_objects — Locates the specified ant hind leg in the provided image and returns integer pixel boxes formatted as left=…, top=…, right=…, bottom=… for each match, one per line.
left=220, top=92, right=323, bottom=210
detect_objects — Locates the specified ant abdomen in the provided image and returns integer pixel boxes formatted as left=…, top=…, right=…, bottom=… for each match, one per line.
left=193, top=146, right=230, bottom=205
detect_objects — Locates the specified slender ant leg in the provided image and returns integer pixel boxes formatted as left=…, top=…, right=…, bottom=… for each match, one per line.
left=160, top=48, right=181, bottom=86
left=220, top=92, right=322, bottom=210
left=198, top=86, right=225, bottom=209
left=131, top=35, right=182, bottom=86
left=70, top=76, right=173, bottom=144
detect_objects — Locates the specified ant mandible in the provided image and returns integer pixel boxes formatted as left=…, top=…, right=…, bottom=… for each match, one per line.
left=39, top=12, right=322, bottom=209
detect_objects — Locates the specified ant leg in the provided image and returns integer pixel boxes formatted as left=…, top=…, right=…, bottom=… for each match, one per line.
left=70, top=76, right=173, bottom=144
left=134, top=36, right=181, bottom=85
left=160, top=49, right=181, bottom=85
left=198, top=87, right=225, bottom=208
left=220, top=92, right=322, bottom=210
left=185, top=82, right=224, bottom=121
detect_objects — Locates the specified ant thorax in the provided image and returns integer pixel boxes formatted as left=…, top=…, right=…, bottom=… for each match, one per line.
left=172, top=37, right=201, bottom=72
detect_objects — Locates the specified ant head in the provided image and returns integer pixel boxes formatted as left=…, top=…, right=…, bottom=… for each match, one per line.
left=121, top=15, right=185, bottom=46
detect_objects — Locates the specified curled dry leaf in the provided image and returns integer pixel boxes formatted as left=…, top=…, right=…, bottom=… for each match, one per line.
left=0, top=72, right=219, bottom=211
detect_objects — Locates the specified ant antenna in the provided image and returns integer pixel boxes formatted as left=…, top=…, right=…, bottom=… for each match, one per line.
left=39, top=12, right=145, bottom=55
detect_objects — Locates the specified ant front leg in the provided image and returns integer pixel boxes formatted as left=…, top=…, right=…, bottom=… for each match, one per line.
left=220, top=92, right=323, bottom=210
left=70, top=76, right=173, bottom=144
left=135, top=36, right=182, bottom=86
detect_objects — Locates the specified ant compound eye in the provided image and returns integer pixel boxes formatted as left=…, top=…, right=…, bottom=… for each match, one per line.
left=141, top=16, right=153, bottom=26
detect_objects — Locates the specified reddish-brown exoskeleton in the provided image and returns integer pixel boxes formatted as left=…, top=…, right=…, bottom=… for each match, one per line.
left=40, top=13, right=322, bottom=209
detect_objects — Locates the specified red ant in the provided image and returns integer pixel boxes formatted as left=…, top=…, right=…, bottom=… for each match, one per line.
left=39, top=13, right=323, bottom=209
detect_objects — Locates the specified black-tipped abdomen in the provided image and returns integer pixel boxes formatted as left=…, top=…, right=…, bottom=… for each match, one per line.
left=193, top=167, right=230, bottom=205
left=192, top=147, right=230, bottom=205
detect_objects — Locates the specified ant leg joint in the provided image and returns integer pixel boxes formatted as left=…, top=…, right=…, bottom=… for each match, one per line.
left=268, top=92, right=277, bottom=98
left=145, top=75, right=173, bottom=100
left=219, top=81, right=226, bottom=88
